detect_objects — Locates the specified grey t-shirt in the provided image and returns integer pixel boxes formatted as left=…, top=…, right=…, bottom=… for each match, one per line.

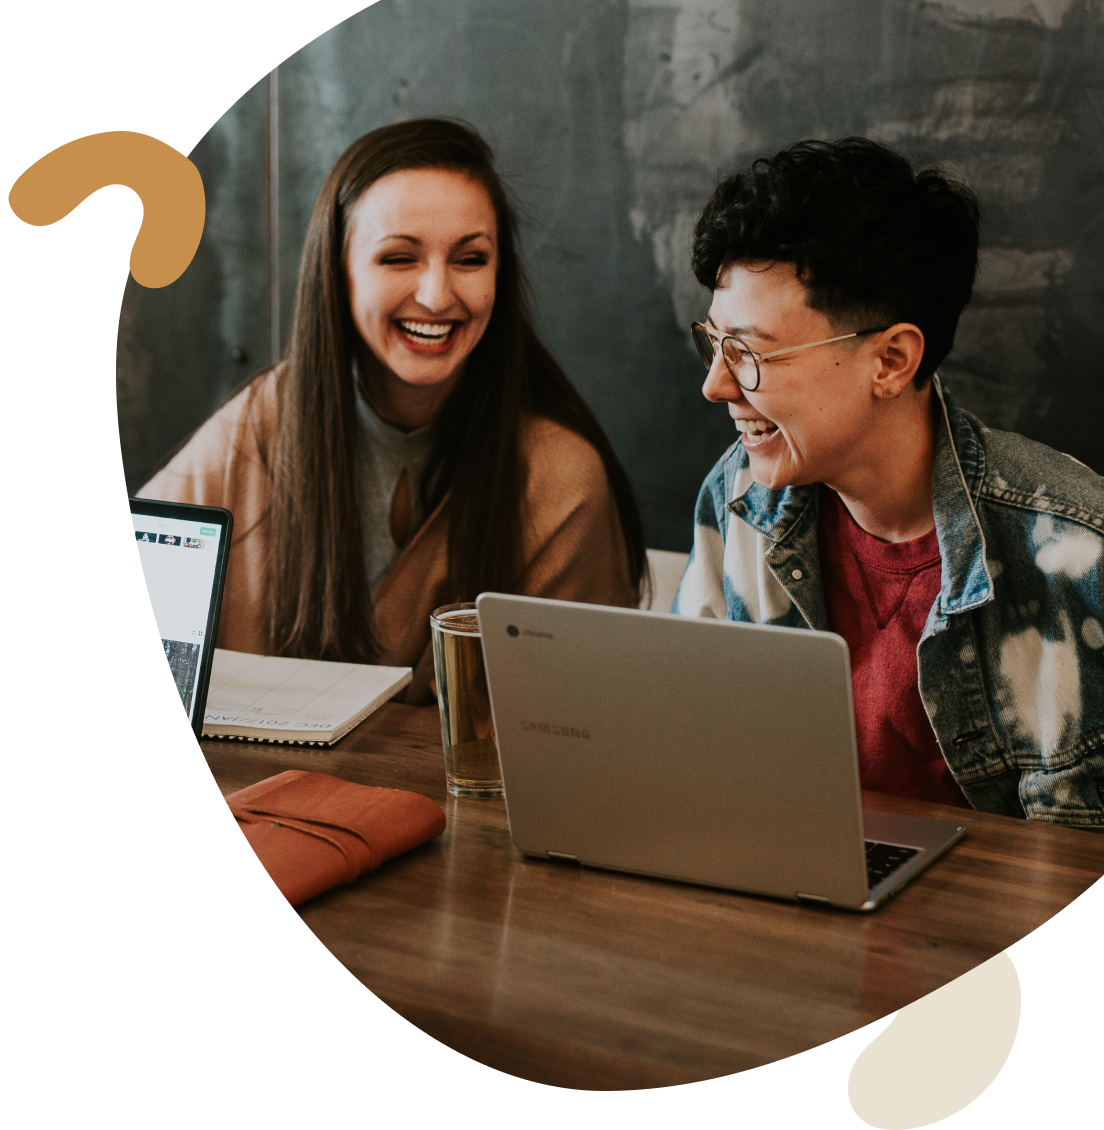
left=353, top=384, right=436, bottom=594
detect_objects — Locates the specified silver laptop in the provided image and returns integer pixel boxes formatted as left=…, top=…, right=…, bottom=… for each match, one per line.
left=476, top=594, right=966, bottom=911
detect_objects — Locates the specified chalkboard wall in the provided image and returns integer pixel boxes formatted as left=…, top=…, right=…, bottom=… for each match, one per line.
left=117, top=0, right=1104, bottom=551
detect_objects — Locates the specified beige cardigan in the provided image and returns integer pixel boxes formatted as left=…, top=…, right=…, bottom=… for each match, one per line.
left=139, top=371, right=638, bottom=703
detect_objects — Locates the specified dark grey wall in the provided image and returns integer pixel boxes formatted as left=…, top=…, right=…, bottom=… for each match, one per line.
left=117, top=0, right=1104, bottom=551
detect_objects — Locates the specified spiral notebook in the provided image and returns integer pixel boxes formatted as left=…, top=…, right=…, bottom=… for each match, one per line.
left=201, top=649, right=413, bottom=746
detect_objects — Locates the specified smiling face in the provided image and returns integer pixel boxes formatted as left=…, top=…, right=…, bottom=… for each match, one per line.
left=343, top=167, right=498, bottom=404
left=703, top=261, right=900, bottom=491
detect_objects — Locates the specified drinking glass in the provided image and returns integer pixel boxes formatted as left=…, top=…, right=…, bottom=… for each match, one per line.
left=429, top=602, right=503, bottom=799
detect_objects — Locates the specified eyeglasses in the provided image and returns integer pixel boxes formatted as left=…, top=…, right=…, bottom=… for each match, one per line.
left=690, top=322, right=890, bottom=392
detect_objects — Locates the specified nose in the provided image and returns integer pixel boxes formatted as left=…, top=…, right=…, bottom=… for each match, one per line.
left=701, top=349, right=746, bottom=404
left=414, top=259, right=456, bottom=313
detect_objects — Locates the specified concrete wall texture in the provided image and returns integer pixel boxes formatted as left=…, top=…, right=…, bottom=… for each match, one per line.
left=117, top=0, right=1104, bottom=551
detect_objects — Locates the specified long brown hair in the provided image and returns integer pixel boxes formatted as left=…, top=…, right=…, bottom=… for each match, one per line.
left=265, top=117, right=646, bottom=661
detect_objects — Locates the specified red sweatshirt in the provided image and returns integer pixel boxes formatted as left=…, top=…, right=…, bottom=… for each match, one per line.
left=818, top=489, right=969, bottom=808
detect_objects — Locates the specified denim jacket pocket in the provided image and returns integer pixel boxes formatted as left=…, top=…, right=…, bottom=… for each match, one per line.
left=1018, top=741, right=1104, bottom=829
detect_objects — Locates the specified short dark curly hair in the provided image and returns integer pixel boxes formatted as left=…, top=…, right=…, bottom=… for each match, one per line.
left=691, top=138, right=980, bottom=384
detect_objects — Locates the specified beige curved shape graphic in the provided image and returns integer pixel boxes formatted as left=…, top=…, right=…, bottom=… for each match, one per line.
left=849, top=951, right=1020, bottom=1128
left=8, top=131, right=204, bottom=287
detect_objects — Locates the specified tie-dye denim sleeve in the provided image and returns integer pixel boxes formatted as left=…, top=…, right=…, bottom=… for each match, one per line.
left=984, top=508, right=1104, bottom=826
left=672, top=459, right=730, bottom=619
left=939, top=410, right=1104, bottom=826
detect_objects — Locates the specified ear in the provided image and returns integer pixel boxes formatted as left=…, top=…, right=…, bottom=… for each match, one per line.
left=870, top=324, right=925, bottom=399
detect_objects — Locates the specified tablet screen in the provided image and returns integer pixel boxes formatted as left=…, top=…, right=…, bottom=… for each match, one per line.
left=131, top=501, right=230, bottom=729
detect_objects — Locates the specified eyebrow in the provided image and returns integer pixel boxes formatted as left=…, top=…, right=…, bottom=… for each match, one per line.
left=706, top=319, right=779, bottom=344
left=376, top=231, right=494, bottom=247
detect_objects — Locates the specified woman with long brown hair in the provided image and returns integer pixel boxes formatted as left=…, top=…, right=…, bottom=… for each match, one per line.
left=141, top=118, right=646, bottom=701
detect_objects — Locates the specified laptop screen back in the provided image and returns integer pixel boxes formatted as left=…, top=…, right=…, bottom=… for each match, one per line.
left=130, top=498, right=233, bottom=735
left=476, top=592, right=871, bottom=906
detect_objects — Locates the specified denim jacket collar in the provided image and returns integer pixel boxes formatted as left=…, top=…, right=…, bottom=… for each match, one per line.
left=728, top=376, right=994, bottom=621
left=929, top=377, right=993, bottom=616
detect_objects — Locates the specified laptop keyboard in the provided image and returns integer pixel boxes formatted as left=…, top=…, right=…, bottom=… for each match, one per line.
left=865, top=841, right=920, bottom=888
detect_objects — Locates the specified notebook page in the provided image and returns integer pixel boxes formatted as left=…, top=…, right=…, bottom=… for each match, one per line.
left=203, top=649, right=411, bottom=735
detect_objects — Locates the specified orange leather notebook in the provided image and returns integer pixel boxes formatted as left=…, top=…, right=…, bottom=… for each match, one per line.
left=226, top=770, right=446, bottom=906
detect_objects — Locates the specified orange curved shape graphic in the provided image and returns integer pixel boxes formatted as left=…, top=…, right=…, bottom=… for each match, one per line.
left=8, top=131, right=205, bottom=288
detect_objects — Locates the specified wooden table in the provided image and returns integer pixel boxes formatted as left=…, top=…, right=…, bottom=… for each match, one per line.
left=203, top=704, right=1104, bottom=1090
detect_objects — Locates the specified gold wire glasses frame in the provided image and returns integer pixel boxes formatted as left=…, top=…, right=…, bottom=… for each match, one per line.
left=690, top=322, right=890, bottom=392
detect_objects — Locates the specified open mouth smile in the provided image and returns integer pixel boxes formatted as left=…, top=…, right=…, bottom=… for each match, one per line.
left=395, top=319, right=459, bottom=351
left=735, top=418, right=780, bottom=447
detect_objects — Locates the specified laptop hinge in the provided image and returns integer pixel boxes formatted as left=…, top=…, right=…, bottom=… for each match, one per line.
left=795, top=892, right=831, bottom=904
left=546, top=851, right=579, bottom=863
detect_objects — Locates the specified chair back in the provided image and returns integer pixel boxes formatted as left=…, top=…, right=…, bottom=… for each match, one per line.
left=640, top=548, right=690, bottom=613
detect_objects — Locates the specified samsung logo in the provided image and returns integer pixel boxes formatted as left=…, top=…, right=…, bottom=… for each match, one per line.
left=520, top=721, right=590, bottom=739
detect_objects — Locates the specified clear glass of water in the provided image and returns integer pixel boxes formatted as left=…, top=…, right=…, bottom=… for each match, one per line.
left=429, top=603, right=503, bottom=799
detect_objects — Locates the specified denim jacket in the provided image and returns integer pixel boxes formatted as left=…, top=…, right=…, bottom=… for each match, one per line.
left=673, top=378, right=1104, bottom=828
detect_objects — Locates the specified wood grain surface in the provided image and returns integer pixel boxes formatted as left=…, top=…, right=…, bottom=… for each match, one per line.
left=202, top=703, right=1104, bottom=1090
